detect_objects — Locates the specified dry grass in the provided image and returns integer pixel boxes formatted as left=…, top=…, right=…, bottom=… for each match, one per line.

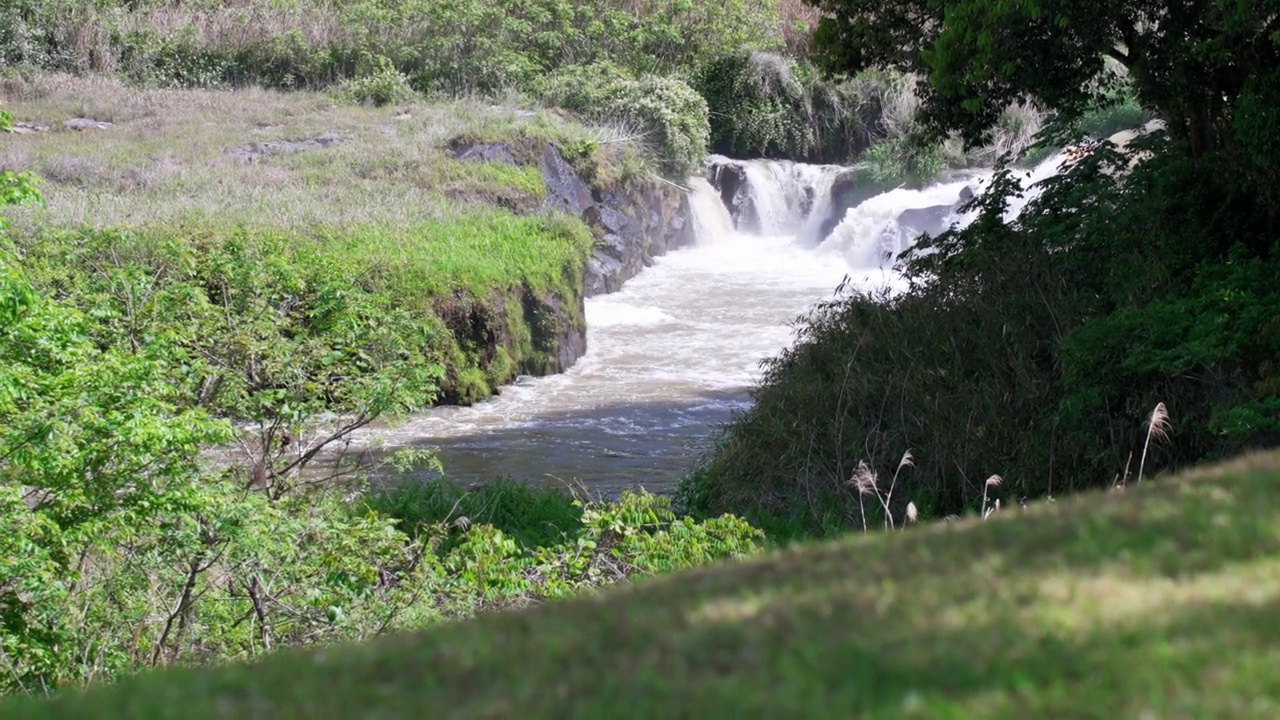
left=849, top=450, right=915, bottom=531
left=776, top=0, right=823, bottom=56
left=0, top=72, right=604, bottom=232
left=122, top=3, right=348, bottom=52
left=874, top=73, right=923, bottom=143
left=8, top=448, right=1280, bottom=718
left=17, top=1, right=352, bottom=76
left=1138, top=401, right=1171, bottom=485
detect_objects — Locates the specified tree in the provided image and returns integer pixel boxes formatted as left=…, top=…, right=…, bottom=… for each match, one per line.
left=807, top=0, right=1280, bottom=156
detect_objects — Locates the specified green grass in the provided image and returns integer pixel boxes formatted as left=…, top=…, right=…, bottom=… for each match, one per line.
left=0, top=72, right=642, bottom=231
left=8, top=450, right=1280, bottom=718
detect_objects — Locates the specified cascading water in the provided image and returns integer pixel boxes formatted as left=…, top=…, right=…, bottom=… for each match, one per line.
left=356, top=152, right=1069, bottom=495
left=685, top=176, right=737, bottom=242
left=709, top=154, right=849, bottom=242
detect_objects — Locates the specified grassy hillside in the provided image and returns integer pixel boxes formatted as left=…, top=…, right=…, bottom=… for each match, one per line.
left=0, top=73, right=626, bottom=229
left=8, top=450, right=1279, bottom=718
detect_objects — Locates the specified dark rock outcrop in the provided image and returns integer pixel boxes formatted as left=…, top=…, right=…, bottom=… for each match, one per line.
left=584, top=186, right=692, bottom=296
left=707, top=159, right=760, bottom=234
left=896, top=204, right=956, bottom=238
left=813, top=169, right=896, bottom=242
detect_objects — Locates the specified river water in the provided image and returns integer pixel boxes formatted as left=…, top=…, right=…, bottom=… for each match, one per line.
left=356, top=155, right=1065, bottom=496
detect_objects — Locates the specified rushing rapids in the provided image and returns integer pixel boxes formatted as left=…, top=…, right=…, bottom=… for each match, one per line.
left=358, top=152, right=1067, bottom=495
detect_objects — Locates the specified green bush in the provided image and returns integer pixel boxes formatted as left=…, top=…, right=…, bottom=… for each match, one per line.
left=531, top=66, right=709, bottom=180
left=533, top=61, right=634, bottom=115
left=341, top=54, right=415, bottom=106
left=696, top=51, right=817, bottom=160
left=606, top=76, right=710, bottom=179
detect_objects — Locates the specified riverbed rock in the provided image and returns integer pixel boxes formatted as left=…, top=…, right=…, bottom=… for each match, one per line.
left=808, top=168, right=901, bottom=244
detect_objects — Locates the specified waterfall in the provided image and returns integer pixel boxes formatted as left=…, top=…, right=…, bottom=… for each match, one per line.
left=706, top=155, right=848, bottom=241
left=705, top=152, right=1071, bottom=270
left=686, top=177, right=736, bottom=243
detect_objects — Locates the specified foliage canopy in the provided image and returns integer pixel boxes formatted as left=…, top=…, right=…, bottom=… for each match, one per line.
left=808, top=0, right=1280, bottom=155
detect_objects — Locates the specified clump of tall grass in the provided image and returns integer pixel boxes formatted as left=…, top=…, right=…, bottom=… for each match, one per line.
left=849, top=450, right=916, bottom=531
left=1137, top=402, right=1170, bottom=485
left=981, top=475, right=1003, bottom=520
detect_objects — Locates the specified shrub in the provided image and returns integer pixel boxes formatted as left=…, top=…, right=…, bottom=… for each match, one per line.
left=697, top=51, right=817, bottom=160
left=533, top=61, right=634, bottom=116
left=342, top=54, right=415, bottom=106
left=606, top=76, right=710, bottom=179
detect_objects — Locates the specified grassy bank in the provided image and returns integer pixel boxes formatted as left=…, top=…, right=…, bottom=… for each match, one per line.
left=0, top=73, right=650, bottom=407
left=7, top=450, right=1279, bottom=717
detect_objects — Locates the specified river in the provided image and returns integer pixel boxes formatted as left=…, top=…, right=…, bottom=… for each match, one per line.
left=355, top=154, right=1065, bottom=496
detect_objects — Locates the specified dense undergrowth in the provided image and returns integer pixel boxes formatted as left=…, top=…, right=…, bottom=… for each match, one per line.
left=0, top=0, right=1091, bottom=179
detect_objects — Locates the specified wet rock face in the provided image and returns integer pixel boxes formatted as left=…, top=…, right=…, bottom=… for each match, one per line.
left=539, top=143, right=595, bottom=217
left=707, top=160, right=760, bottom=234
left=583, top=185, right=693, bottom=296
